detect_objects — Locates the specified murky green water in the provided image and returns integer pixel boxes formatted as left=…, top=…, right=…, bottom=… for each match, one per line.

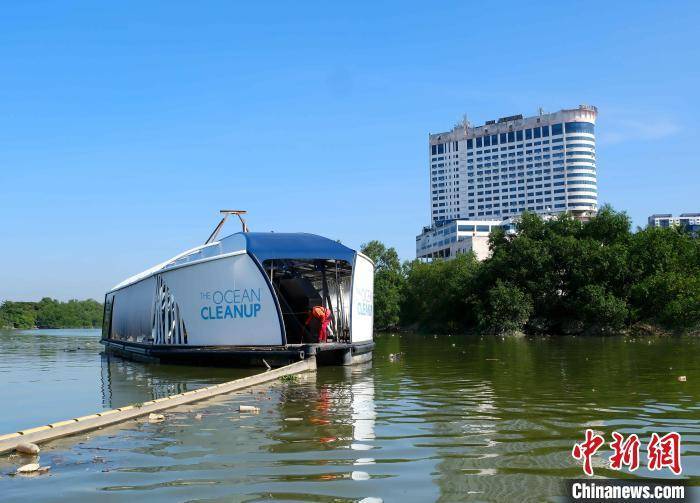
left=0, top=329, right=699, bottom=502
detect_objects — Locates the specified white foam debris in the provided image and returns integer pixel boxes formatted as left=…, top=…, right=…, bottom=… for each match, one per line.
left=16, top=463, right=40, bottom=474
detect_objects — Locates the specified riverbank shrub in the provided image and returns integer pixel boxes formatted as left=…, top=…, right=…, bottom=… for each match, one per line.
left=478, top=280, right=533, bottom=334
left=401, top=253, right=480, bottom=330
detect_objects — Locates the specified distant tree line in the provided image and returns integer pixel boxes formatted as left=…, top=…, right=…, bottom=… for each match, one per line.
left=0, top=298, right=103, bottom=329
left=362, top=206, right=700, bottom=335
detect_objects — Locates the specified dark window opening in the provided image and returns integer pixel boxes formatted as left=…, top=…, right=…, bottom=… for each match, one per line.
left=264, top=259, right=352, bottom=345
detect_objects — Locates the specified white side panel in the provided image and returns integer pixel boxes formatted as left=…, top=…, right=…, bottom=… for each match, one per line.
left=162, top=253, right=282, bottom=346
left=350, top=254, right=374, bottom=343
left=111, top=277, right=156, bottom=343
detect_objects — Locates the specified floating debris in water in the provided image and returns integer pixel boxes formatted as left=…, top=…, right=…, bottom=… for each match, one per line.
left=351, top=470, right=370, bottom=480
left=239, top=405, right=260, bottom=413
left=148, top=413, right=165, bottom=423
left=284, top=417, right=303, bottom=422
left=678, top=376, right=687, bottom=382
left=16, top=463, right=44, bottom=475
left=351, top=443, right=373, bottom=451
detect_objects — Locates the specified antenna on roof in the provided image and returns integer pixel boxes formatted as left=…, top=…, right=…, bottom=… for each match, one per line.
left=462, top=113, right=470, bottom=130
left=205, top=210, right=249, bottom=244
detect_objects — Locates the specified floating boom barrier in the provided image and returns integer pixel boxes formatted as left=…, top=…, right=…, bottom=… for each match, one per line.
left=0, top=357, right=316, bottom=455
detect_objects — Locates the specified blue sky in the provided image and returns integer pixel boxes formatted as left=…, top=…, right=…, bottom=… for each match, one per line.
left=1, top=1, right=698, bottom=301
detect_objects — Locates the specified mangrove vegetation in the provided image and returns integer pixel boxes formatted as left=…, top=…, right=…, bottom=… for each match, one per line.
left=0, top=298, right=103, bottom=329
left=362, top=207, right=700, bottom=335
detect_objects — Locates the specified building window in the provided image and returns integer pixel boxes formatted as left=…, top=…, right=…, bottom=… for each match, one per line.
left=565, top=122, right=595, bottom=134
left=467, top=139, right=473, bottom=149
left=542, top=125, right=549, bottom=137
left=526, top=128, right=532, bottom=140
left=551, top=123, right=563, bottom=135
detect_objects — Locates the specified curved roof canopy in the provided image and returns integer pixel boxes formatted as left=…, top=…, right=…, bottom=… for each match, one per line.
left=241, top=232, right=356, bottom=263
left=110, top=232, right=359, bottom=292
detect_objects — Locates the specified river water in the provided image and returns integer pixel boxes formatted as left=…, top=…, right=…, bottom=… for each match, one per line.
left=0, top=329, right=698, bottom=502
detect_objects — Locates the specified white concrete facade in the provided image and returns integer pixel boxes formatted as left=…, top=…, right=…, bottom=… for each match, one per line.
left=415, top=219, right=509, bottom=260
left=648, top=213, right=700, bottom=228
left=648, top=213, right=700, bottom=236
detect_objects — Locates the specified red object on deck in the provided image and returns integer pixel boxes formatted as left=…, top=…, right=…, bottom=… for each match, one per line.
left=306, top=306, right=332, bottom=342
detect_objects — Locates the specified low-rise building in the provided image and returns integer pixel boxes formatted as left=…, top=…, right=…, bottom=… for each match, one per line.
left=416, top=217, right=521, bottom=261
left=648, top=213, right=700, bottom=235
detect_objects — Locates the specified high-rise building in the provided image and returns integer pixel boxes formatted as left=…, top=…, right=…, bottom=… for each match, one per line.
left=417, top=105, right=598, bottom=259
left=428, top=105, right=598, bottom=224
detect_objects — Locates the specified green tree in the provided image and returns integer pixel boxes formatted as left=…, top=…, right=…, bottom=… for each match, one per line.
left=402, top=253, right=480, bottom=331
left=577, top=284, right=628, bottom=333
left=478, top=280, right=533, bottom=334
left=0, top=298, right=103, bottom=329
left=0, top=301, right=37, bottom=328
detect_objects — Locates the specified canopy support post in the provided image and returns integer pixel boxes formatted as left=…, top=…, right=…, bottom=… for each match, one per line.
left=205, top=210, right=249, bottom=244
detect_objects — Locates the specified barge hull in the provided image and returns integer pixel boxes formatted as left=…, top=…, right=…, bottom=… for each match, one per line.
left=102, top=339, right=373, bottom=367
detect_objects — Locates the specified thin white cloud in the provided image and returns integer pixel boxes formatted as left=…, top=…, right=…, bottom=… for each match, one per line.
left=597, top=115, right=681, bottom=145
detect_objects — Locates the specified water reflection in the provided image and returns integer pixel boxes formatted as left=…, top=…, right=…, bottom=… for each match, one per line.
left=98, top=353, right=252, bottom=409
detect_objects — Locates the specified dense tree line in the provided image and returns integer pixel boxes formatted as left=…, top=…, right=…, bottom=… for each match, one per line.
left=0, top=298, right=103, bottom=329
left=362, top=207, right=700, bottom=335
